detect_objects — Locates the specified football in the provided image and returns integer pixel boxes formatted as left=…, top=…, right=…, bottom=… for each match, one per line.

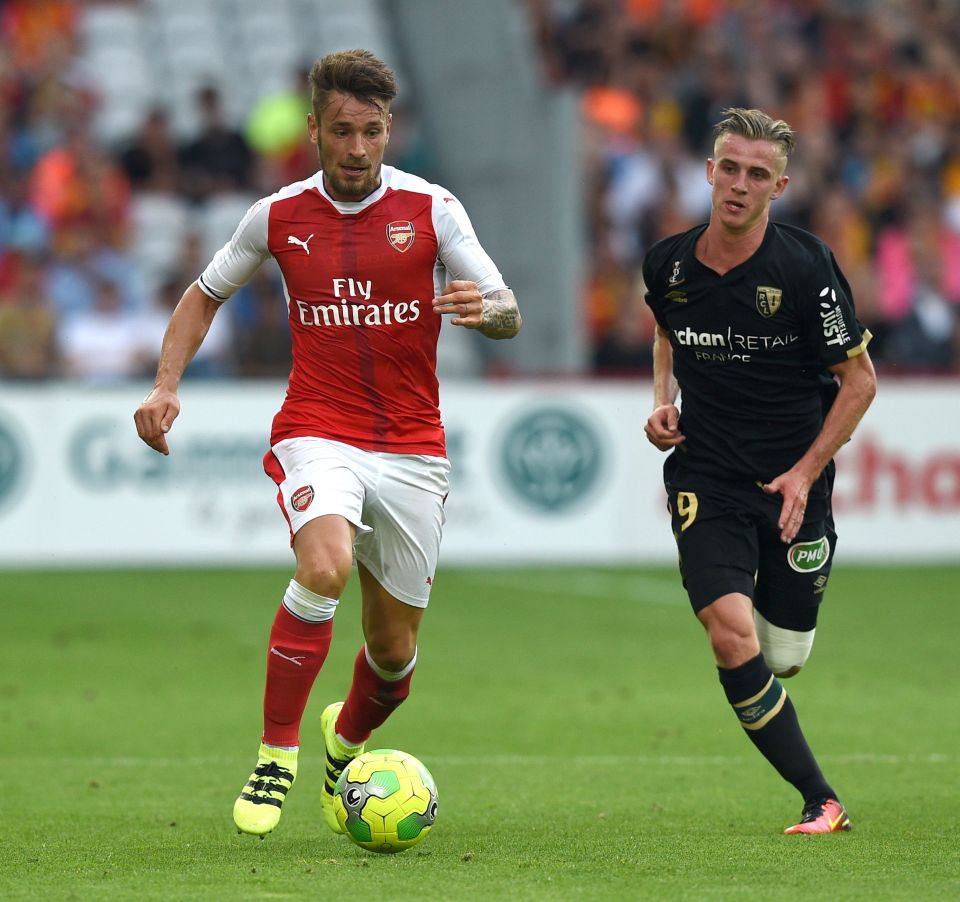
left=333, top=749, right=438, bottom=853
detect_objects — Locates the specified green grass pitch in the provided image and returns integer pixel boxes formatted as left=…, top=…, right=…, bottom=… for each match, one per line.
left=2, top=564, right=958, bottom=900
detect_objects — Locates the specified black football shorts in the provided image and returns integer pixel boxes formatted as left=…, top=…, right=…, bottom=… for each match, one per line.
left=664, top=474, right=837, bottom=632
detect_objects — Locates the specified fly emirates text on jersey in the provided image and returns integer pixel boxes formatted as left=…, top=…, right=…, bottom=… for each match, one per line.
left=294, top=278, right=422, bottom=327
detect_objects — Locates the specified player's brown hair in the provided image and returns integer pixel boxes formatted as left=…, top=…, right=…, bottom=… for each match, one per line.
left=309, top=49, right=398, bottom=118
left=713, top=108, right=796, bottom=161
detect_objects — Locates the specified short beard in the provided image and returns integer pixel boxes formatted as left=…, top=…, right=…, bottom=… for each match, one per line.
left=324, top=165, right=380, bottom=201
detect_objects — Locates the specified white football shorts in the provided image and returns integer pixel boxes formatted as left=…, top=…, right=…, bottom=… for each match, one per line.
left=265, top=437, right=451, bottom=608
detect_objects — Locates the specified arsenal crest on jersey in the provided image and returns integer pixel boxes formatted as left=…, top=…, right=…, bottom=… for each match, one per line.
left=756, top=286, right=783, bottom=317
left=387, top=220, right=415, bottom=253
left=291, top=485, right=315, bottom=512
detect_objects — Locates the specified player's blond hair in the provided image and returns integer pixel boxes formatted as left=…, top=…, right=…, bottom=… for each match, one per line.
left=309, top=49, right=398, bottom=118
left=713, top=108, right=796, bottom=167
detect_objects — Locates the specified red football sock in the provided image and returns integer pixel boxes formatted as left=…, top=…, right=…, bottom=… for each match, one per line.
left=336, top=646, right=414, bottom=745
left=261, top=604, right=333, bottom=747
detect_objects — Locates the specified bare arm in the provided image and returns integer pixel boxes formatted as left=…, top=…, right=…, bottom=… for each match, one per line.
left=652, top=324, right=679, bottom=407
left=764, top=349, right=877, bottom=542
left=432, top=281, right=522, bottom=339
left=644, top=324, right=684, bottom=450
left=133, top=281, right=223, bottom=454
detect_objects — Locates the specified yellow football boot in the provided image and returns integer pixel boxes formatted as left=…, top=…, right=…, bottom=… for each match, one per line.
left=233, top=743, right=298, bottom=836
left=320, top=702, right=365, bottom=834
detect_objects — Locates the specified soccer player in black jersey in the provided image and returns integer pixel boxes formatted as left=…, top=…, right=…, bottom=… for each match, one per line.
left=643, top=108, right=877, bottom=835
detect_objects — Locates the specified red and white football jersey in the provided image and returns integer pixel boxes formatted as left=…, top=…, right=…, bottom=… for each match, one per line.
left=198, top=165, right=507, bottom=457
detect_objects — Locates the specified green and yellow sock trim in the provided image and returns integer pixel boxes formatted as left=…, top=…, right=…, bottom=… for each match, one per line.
left=733, top=675, right=786, bottom=731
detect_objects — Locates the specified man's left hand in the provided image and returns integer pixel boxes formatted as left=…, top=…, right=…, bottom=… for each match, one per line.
left=432, top=280, right=483, bottom=328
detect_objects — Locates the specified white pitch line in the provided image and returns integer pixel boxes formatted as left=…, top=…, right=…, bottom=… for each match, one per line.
left=381, top=753, right=956, bottom=767
left=15, top=752, right=954, bottom=768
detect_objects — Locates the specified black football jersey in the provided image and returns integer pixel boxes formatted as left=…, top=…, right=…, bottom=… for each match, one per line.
left=643, top=221, right=870, bottom=487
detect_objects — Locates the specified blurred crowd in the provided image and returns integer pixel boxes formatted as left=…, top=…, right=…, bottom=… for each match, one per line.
left=529, top=0, right=960, bottom=374
left=2, top=1, right=960, bottom=383
left=0, top=0, right=313, bottom=383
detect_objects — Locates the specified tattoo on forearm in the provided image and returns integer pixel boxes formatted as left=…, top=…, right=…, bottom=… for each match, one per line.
left=479, top=289, right=522, bottom=339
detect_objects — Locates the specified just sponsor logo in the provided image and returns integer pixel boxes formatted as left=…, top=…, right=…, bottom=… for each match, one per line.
left=819, top=287, right=850, bottom=347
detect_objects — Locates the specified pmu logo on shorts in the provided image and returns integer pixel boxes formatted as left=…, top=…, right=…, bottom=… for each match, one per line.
left=291, top=485, right=315, bottom=512
left=787, top=536, right=830, bottom=572
left=386, top=221, right=415, bottom=253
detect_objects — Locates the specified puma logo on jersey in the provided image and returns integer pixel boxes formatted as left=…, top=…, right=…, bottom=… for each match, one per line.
left=287, top=234, right=314, bottom=254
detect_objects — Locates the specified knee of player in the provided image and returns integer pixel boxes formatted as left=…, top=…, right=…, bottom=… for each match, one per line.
left=699, top=594, right=759, bottom=666
left=365, top=633, right=417, bottom=674
left=753, top=609, right=815, bottom=678
left=295, top=550, right=353, bottom=598
left=367, top=643, right=416, bottom=675
left=703, top=613, right=758, bottom=664
left=709, top=631, right=758, bottom=667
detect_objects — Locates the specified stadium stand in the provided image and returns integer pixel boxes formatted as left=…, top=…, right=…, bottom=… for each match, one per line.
left=1, top=0, right=959, bottom=382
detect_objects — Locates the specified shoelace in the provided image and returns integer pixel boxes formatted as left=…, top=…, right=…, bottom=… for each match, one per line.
left=800, top=801, right=828, bottom=822
left=250, top=761, right=293, bottom=796
left=324, top=748, right=356, bottom=795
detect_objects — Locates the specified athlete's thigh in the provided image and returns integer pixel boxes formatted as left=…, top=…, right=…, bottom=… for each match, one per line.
left=292, top=514, right=357, bottom=572
left=265, top=437, right=371, bottom=542
left=666, top=482, right=759, bottom=613
left=355, top=453, right=450, bottom=609
left=754, top=502, right=837, bottom=632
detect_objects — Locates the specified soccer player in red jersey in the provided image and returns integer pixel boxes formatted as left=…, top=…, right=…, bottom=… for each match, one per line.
left=134, top=49, right=521, bottom=837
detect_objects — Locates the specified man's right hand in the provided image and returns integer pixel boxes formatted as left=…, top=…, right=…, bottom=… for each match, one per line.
left=134, top=388, right=181, bottom=455
left=644, top=403, right=685, bottom=451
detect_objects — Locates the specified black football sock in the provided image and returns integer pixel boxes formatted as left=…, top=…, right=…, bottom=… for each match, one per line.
left=718, top=653, right=835, bottom=803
